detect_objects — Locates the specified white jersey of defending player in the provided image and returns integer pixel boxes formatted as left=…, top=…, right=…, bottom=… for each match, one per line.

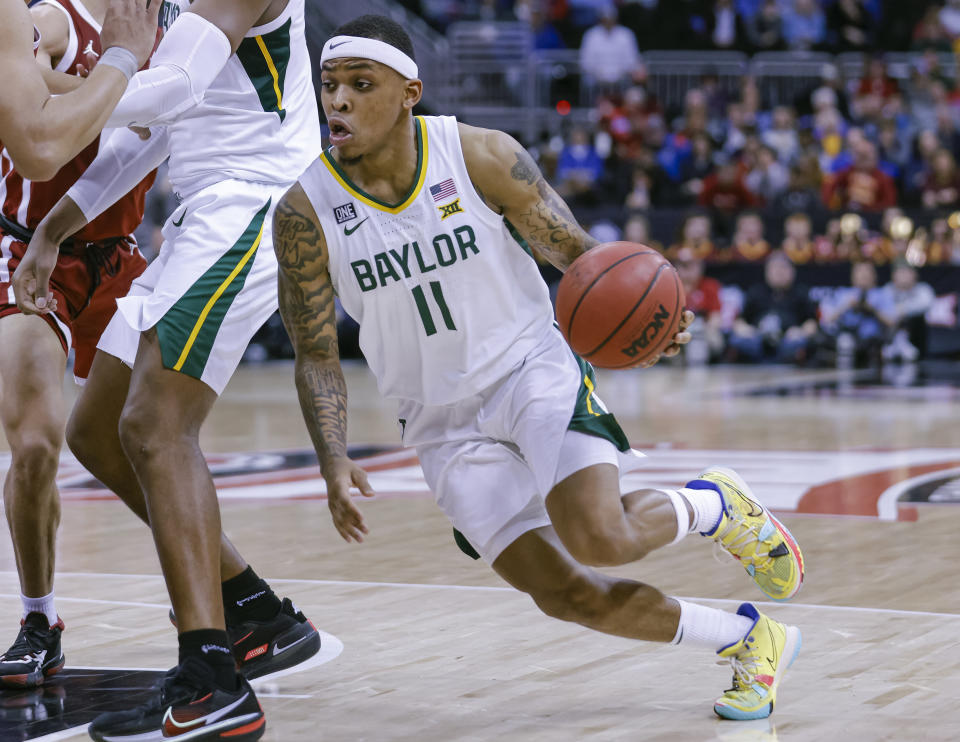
left=299, top=115, right=557, bottom=406
left=157, top=0, right=320, bottom=198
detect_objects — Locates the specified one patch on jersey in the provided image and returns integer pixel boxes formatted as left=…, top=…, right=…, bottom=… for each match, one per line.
left=437, top=198, right=464, bottom=220
left=334, top=203, right=358, bottom=224
left=429, top=178, right=458, bottom=202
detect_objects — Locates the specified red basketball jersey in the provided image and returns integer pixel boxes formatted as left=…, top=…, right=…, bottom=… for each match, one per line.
left=0, top=0, right=157, bottom=242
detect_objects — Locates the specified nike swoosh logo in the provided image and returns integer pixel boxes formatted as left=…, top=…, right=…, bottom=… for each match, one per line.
left=273, top=634, right=310, bottom=656
left=329, top=41, right=350, bottom=49
left=162, top=691, right=250, bottom=734
left=172, top=209, right=187, bottom=228
left=343, top=217, right=368, bottom=236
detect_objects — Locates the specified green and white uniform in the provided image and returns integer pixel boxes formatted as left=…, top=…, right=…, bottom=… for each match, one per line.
left=98, top=0, right=321, bottom=393
left=300, top=115, right=640, bottom=563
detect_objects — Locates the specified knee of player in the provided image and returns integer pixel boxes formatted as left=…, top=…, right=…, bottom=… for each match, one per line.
left=9, top=431, right=62, bottom=478
left=117, top=406, right=164, bottom=461
left=65, top=414, right=96, bottom=465
left=562, top=522, right=644, bottom=567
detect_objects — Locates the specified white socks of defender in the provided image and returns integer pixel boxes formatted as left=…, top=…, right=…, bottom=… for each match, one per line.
left=21, top=592, right=57, bottom=626
left=659, top=486, right=724, bottom=546
left=670, top=599, right=753, bottom=651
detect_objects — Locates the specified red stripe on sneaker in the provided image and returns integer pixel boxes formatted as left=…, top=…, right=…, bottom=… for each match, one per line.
left=220, top=716, right=265, bottom=737
left=243, top=644, right=268, bottom=662
left=234, top=631, right=254, bottom=645
left=771, top=516, right=804, bottom=579
left=189, top=693, right=213, bottom=705
left=756, top=674, right=774, bottom=687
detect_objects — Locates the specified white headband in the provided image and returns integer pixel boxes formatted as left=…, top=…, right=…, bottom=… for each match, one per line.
left=320, top=36, right=419, bottom=79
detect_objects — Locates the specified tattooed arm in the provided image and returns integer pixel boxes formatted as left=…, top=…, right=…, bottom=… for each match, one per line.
left=274, top=183, right=374, bottom=542
left=459, top=123, right=597, bottom=271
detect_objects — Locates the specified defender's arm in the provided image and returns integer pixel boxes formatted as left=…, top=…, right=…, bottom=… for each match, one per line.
left=0, top=0, right=158, bottom=181
left=459, top=123, right=597, bottom=271
left=274, top=184, right=374, bottom=542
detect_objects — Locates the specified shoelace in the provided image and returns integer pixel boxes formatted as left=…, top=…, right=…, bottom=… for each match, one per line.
left=714, top=511, right=773, bottom=570
left=719, top=653, right=762, bottom=692
left=1, top=623, right=51, bottom=661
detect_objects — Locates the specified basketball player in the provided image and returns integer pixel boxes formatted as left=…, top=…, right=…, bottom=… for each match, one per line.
left=16, top=0, right=321, bottom=737
left=276, top=16, right=805, bottom=721
left=0, top=0, right=157, bottom=180
left=0, top=0, right=157, bottom=690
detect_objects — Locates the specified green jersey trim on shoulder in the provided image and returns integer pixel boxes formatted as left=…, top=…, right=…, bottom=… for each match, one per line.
left=320, top=117, right=427, bottom=214
left=237, top=18, right=292, bottom=123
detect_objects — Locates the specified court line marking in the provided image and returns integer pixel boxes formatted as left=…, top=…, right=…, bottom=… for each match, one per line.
left=2, top=571, right=957, bottom=620
left=25, top=632, right=342, bottom=742
left=877, top=465, right=960, bottom=520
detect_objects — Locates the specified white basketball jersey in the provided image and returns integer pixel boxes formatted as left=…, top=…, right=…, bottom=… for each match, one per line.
left=157, top=0, right=321, bottom=197
left=299, top=115, right=557, bottom=406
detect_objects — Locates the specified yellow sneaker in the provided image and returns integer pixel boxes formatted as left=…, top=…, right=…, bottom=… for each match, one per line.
left=687, top=467, right=805, bottom=602
left=714, top=603, right=801, bottom=720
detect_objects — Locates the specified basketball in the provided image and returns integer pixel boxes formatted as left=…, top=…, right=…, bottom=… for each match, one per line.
left=556, top=242, right=685, bottom=369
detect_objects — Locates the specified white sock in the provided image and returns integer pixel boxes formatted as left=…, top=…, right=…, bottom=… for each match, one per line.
left=21, top=591, right=57, bottom=626
left=679, top=486, right=724, bottom=535
left=658, top=489, right=689, bottom=546
left=670, top=599, right=753, bottom=651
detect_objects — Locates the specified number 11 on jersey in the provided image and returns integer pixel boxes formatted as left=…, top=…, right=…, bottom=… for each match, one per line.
left=412, top=281, right=457, bottom=336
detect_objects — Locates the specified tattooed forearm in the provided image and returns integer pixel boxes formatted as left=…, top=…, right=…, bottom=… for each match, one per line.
left=508, top=149, right=598, bottom=270
left=294, top=360, right=348, bottom=467
left=274, top=190, right=349, bottom=470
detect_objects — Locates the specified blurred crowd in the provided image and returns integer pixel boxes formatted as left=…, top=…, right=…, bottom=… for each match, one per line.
left=415, top=0, right=933, bottom=55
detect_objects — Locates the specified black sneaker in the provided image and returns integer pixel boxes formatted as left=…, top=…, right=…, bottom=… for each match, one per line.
left=87, top=657, right=265, bottom=741
left=170, top=598, right=321, bottom=680
left=0, top=613, right=65, bottom=688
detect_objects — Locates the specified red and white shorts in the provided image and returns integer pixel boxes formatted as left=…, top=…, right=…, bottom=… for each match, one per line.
left=0, top=230, right=147, bottom=382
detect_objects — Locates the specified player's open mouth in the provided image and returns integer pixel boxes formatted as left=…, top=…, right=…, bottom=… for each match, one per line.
left=328, top=119, right=352, bottom=144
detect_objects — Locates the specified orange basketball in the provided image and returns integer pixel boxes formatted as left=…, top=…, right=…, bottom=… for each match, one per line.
left=556, top=242, right=685, bottom=369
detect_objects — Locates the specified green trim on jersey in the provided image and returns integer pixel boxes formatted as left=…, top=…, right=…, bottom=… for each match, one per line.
left=568, top=354, right=630, bottom=451
left=321, top=117, right=427, bottom=211
left=237, top=19, right=292, bottom=123
left=504, top=218, right=535, bottom=259
left=156, top=201, right=271, bottom=379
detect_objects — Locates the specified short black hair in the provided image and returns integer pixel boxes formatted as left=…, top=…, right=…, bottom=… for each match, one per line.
left=332, top=15, right=415, bottom=63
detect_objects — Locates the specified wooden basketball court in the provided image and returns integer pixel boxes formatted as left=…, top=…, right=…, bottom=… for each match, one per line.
left=1, top=362, right=958, bottom=741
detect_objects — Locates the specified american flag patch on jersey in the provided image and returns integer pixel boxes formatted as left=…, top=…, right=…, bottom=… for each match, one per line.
left=429, top=178, right=457, bottom=202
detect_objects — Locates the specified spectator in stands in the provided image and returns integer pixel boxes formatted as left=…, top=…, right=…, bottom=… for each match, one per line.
left=671, top=211, right=716, bottom=261
left=675, top=246, right=726, bottom=361
left=857, top=56, right=900, bottom=102
left=783, top=0, right=826, bottom=51
left=819, top=261, right=887, bottom=367
left=781, top=212, right=816, bottom=264
left=555, top=126, right=605, bottom=202
left=877, top=260, right=936, bottom=361
left=524, top=2, right=566, bottom=50
left=720, top=102, right=754, bottom=156
left=823, top=139, right=898, bottom=212
left=579, top=5, right=640, bottom=90
left=746, top=0, right=785, bottom=52
left=679, top=132, right=717, bottom=203
left=699, top=156, right=757, bottom=232
left=730, top=210, right=771, bottom=261
left=624, top=165, right=654, bottom=210
left=799, top=63, right=851, bottom=120
left=729, top=250, right=819, bottom=363
left=775, top=155, right=825, bottom=219
left=623, top=211, right=666, bottom=252
left=913, top=5, right=953, bottom=51
left=763, top=105, right=799, bottom=164
left=939, top=0, right=960, bottom=39
left=711, top=0, right=747, bottom=49
left=746, top=144, right=790, bottom=202
left=904, top=129, right=942, bottom=203
left=922, top=148, right=960, bottom=211
left=828, top=0, right=875, bottom=52
left=700, top=70, right=732, bottom=123
left=877, top=118, right=910, bottom=180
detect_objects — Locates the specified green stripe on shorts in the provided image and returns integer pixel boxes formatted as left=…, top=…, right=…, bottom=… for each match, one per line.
left=568, top=354, right=631, bottom=452
left=156, top=200, right=271, bottom=380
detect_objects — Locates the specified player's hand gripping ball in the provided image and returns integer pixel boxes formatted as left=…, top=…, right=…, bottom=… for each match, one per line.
left=556, top=242, right=687, bottom=368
